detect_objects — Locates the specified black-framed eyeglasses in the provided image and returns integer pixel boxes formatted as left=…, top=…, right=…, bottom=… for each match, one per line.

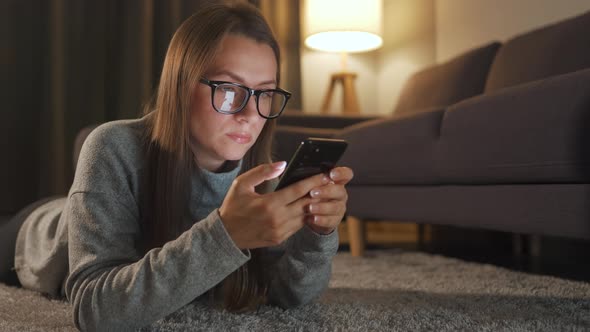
left=199, top=78, right=292, bottom=119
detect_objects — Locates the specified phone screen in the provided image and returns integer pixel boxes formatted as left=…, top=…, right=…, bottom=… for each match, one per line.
left=275, top=138, right=348, bottom=191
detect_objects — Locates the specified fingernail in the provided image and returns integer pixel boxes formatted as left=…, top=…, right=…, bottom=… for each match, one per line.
left=313, top=215, right=319, bottom=224
left=322, top=175, right=330, bottom=183
left=307, top=204, right=315, bottom=213
left=273, top=161, right=287, bottom=170
left=330, top=170, right=340, bottom=181
left=310, top=189, right=320, bottom=198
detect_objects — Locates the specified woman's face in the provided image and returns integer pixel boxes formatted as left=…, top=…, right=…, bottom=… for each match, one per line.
left=190, top=34, right=277, bottom=172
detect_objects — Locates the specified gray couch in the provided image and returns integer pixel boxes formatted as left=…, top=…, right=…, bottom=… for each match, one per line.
left=273, top=10, right=590, bottom=256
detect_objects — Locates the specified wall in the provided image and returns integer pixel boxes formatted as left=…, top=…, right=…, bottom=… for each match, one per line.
left=376, top=0, right=435, bottom=115
left=436, top=0, right=590, bottom=62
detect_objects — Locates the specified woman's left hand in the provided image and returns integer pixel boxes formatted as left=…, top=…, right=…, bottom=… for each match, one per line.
left=303, top=166, right=354, bottom=235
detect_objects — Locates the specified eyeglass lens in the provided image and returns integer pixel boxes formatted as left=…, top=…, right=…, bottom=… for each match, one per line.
left=213, top=84, right=286, bottom=118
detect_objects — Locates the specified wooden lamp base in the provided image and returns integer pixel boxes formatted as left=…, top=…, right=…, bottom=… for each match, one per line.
left=321, top=72, right=360, bottom=114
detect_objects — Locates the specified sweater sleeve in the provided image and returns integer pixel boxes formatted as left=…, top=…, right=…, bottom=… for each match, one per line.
left=264, top=225, right=339, bottom=308
left=63, top=122, right=249, bottom=331
left=64, top=194, right=248, bottom=331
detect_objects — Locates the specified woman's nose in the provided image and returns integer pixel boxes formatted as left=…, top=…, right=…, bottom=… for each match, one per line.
left=236, top=95, right=259, bottom=121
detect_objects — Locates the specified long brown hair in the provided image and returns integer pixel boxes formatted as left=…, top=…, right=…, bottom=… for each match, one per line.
left=141, top=2, right=280, bottom=310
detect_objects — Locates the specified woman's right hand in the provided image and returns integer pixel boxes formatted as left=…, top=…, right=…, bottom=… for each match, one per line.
left=219, top=161, right=331, bottom=249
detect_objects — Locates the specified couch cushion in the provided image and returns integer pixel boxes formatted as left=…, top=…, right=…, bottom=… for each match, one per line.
left=438, top=68, right=590, bottom=184
left=485, top=10, right=590, bottom=92
left=394, top=42, right=500, bottom=117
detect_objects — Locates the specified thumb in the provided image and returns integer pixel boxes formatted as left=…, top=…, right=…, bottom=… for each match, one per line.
left=237, top=161, right=286, bottom=190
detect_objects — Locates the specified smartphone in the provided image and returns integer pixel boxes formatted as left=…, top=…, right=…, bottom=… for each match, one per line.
left=274, top=137, right=348, bottom=191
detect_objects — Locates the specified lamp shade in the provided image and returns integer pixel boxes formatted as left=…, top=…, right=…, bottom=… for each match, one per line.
left=303, top=0, right=383, bottom=53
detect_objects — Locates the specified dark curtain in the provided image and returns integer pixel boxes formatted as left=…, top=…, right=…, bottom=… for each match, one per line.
left=1, top=0, right=250, bottom=214
left=258, top=0, right=302, bottom=111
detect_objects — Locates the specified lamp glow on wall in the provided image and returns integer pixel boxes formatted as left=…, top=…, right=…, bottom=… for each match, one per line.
left=303, top=0, right=383, bottom=114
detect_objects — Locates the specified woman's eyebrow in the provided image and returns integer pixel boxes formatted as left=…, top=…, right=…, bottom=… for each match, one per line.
left=212, top=70, right=276, bottom=87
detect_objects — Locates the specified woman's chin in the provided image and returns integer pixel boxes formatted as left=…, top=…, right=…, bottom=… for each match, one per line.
left=221, top=150, right=248, bottom=163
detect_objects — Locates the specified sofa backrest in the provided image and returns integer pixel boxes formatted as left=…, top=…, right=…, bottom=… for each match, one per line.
left=485, top=10, right=590, bottom=92
left=393, top=42, right=501, bottom=118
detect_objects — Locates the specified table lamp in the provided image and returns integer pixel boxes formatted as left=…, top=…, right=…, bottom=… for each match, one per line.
left=302, top=0, right=383, bottom=114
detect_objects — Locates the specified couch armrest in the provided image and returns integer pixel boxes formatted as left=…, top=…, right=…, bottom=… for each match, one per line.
left=277, top=111, right=381, bottom=129
left=336, top=69, right=590, bottom=185
left=438, top=68, right=590, bottom=183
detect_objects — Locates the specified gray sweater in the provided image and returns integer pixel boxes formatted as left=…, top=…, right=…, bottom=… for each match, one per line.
left=14, top=116, right=339, bottom=331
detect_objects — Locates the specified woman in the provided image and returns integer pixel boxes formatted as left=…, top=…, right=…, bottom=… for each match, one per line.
left=0, top=2, right=353, bottom=331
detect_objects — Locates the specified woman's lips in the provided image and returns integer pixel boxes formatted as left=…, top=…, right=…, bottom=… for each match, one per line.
left=226, top=132, right=252, bottom=144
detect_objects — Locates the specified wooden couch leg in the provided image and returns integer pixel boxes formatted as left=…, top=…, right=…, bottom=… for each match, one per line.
left=347, top=216, right=365, bottom=257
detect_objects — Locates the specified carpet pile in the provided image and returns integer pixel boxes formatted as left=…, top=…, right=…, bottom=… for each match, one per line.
left=1, top=249, right=589, bottom=331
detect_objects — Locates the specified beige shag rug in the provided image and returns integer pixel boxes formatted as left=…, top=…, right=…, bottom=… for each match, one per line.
left=1, top=250, right=589, bottom=331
